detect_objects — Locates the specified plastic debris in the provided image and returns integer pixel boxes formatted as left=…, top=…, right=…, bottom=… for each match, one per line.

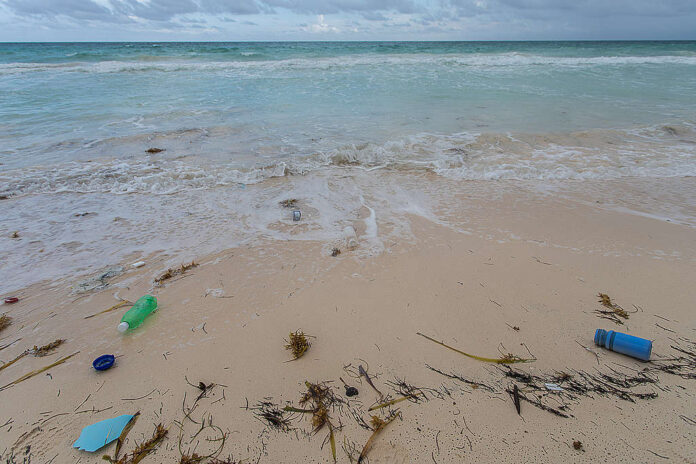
left=131, top=261, right=146, bottom=268
left=118, top=295, right=157, bottom=333
left=340, top=377, right=358, bottom=397
left=293, top=210, right=301, bottom=221
left=595, top=328, right=652, bottom=361
left=93, top=354, right=115, bottom=371
left=4, top=297, right=19, bottom=304
left=73, top=266, right=124, bottom=294
left=73, top=414, right=135, bottom=452
left=544, top=383, right=564, bottom=391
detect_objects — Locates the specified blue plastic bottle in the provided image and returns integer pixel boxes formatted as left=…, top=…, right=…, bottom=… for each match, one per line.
left=594, top=329, right=652, bottom=361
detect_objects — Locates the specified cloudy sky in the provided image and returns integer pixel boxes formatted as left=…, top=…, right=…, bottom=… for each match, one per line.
left=0, top=0, right=694, bottom=41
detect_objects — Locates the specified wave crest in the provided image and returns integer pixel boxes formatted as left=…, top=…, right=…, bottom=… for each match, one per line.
left=2, top=124, right=695, bottom=196
left=2, top=52, right=696, bottom=75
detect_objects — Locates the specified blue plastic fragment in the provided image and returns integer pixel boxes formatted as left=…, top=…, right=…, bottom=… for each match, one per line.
left=93, top=354, right=115, bottom=371
left=73, top=414, right=134, bottom=452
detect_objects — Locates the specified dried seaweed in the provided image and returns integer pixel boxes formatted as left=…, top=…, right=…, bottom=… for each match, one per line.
left=179, top=454, right=205, bottom=464
left=424, top=364, right=495, bottom=392
left=102, top=412, right=140, bottom=462
left=417, top=332, right=535, bottom=364
left=116, top=412, right=140, bottom=460
left=505, top=387, right=571, bottom=418
left=329, top=424, right=337, bottom=463
left=279, top=199, right=298, bottom=208
left=31, top=339, right=65, bottom=357
left=104, top=423, right=168, bottom=464
left=647, top=343, right=696, bottom=380
left=155, top=261, right=198, bottom=284
left=300, top=382, right=336, bottom=421
left=0, top=351, right=79, bottom=391
left=359, top=365, right=383, bottom=398
left=595, top=293, right=630, bottom=324
left=0, top=352, right=27, bottom=373
left=500, top=363, right=660, bottom=418
left=285, top=331, right=312, bottom=361
left=357, top=412, right=400, bottom=464
left=0, top=338, right=21, bottom=352
left=0, top=314, right=11, bottom=333
left=185, top=376, right=217, bottom=402
left=512, top=385, right=521, bottom=415
left=367, top=394, right=419, bottom=411
left=176, top=417, right=228, bottom=464
left=0, top=339, right=65, bottom=374
left=252, top=401, right=292, bottom=432
left=293, top=381, right=341, bottom=462
left=146, top=148, right=164, bottom=154
left=85, top=300, right=132, bottom=319
left=368, top=378, right=428, bottom=411
left=331, top=248, right=341, bottom=257
left=573, top=440, right=583, bottom=450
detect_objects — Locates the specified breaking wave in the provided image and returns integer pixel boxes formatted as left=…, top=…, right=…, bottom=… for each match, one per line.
left=2, top=52, right=696, bottom=75
left=2, top=123, right=695, bottom=197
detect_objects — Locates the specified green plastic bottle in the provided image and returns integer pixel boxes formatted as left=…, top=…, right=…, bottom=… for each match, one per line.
left=117, top=295, right=157, bottom=333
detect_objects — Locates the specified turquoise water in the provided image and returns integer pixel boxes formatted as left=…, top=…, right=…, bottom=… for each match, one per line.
left=1, top=41, right=696, bottom=171
left=1, top=41, right=695, bottom=292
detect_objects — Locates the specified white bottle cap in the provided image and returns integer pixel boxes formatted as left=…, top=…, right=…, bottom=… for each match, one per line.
left=117, top=322, right=129, bottom=333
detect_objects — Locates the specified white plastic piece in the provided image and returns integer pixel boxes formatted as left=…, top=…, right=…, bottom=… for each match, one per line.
left=117, top=322, right=129, bottom=333
left=344, top=226, right=358, bottom=250
left=131, top=261, right=145, bottom=268
left=544, top=383, right=564, bottom=392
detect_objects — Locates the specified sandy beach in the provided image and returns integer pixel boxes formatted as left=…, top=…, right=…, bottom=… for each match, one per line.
left=1, top=175, right=694, bottom=463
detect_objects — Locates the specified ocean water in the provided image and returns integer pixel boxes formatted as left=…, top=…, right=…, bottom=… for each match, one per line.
left=1, top=41, right=695, bottom=292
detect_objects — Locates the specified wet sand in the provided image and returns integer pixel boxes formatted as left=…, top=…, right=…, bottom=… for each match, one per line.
left=1, top=180, right=695, bottom=463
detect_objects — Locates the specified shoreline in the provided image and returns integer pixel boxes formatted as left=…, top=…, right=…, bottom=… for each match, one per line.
left=2, top=174, right=695, bottom=296
left=1, top=183, right=695, bottom=462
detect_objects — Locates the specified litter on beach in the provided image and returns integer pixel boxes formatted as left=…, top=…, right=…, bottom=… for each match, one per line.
left=544, top=383, right=564, bottom=391
left=73, top=414, right=135, bottom=452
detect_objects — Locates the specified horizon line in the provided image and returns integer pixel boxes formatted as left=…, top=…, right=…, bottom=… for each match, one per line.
left=1, top=39, right=695, bottom=44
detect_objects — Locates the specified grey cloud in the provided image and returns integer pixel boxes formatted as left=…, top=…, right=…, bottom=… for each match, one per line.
left=1, top=0, right=262, bottom=22
left=2, top=0, right=417, bottom=22
left=262, top=0, right=417, bottom=14
left=439, top=0, right=696, bottom=39
left=447, top=0, right=696, bottom=19
left=2, top=0, right=111, bottom=20
left=361, top=11, right=388, bottom=21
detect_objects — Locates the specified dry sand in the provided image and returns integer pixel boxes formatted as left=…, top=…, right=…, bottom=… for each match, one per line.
left=1, top=178, right=695, bottom=463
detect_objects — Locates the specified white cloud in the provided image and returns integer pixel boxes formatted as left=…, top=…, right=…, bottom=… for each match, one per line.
left=303, top=14, right=339, bottom=33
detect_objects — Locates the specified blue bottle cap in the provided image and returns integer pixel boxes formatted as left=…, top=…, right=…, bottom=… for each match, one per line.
left=93, top=354, right=115, bottom=371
